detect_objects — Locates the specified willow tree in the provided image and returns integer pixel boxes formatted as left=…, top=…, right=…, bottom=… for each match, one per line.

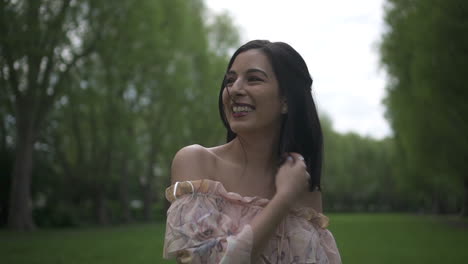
left=2, top=0, right=83, bottom=230
left=0, top=0, right=145, bottom=230
left=8, top=0, right=240, bottom=226
left=380, top=0, right=468, bottom=215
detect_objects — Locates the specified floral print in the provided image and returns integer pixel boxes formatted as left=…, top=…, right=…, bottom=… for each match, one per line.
left=164, top=179, right=341, bottom=264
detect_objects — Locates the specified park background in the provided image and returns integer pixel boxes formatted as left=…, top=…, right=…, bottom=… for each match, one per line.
left=1, top=0, right=467, bottom=263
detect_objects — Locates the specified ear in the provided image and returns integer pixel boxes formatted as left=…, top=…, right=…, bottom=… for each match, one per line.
left=281, top=98, right=288, bottom=114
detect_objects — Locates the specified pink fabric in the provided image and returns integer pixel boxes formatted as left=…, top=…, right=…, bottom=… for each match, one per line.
left=163, top=179, right=341, bottom=264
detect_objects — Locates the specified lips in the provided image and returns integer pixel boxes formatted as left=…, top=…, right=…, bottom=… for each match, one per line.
left=231, top=103, right=255, bottom=118
left=233, top=112, right=248, bottom=118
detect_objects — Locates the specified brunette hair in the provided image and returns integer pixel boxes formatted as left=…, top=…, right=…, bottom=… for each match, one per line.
left=218, top=40, right=323, bottom=191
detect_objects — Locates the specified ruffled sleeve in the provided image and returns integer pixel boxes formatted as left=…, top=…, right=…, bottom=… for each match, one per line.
left=163, top=181, right=254, bottom=263
left=318, top=229, right=341, bottom=263
left=290, top=207, right=342, bottom=263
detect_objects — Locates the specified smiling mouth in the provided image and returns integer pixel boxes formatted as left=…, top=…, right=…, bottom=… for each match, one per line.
left=232, top=105, right=254, bottom=113
left=231, top=103, right=255, bottom=117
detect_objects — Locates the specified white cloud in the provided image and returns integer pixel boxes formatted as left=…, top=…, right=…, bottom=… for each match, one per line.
left=205, top=0, right=392, bottom=139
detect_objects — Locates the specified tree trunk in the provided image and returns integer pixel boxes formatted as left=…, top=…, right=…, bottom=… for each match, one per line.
left=0, top=112, right=6, bottom=151
left=94, top=188, right=108, bottom=225
left=431, top=189, right=443, bottom=215
left=461, top=178, right=468, bottom=217
left=142, top=178, right=154, bottom=221
left=142, top=142, right=157, bottom=221
left=119, top=157, right=132, bottom=223
left=7, top=110, right=36, bottom=230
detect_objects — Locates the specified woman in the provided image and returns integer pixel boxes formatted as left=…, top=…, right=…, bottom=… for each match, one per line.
left=163, top=40, right=341, bottom=263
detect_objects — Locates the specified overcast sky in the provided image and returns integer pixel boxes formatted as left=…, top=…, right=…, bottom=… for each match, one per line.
left=205, top=0, right=391, bottom=139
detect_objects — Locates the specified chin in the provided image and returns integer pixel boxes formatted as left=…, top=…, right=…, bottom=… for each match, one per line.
left=229, top=118, right=283, bottom=137
left=230, top=125, right=249, bottom=134
left=229, top=122, right=256, bottom=135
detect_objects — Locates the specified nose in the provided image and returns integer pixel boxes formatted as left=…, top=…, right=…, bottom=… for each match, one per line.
left=227, top=78, right=246, bottom=100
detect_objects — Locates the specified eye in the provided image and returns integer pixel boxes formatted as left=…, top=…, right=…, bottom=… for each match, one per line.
left=248, top=76, right=263, bottom=83
left=225, top=77, right=235, bottom=87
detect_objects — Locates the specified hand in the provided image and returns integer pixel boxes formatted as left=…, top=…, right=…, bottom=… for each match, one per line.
left=274, top=152, right=310, bottom=205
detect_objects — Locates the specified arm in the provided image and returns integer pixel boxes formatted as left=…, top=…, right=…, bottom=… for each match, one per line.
left=167, top=148, right=310, bottom=263
left=164, top=190, right=254, bottom=263
left=170, top=144, right=213, bottom=184
left=249, top=153, right=310, bottom=261
left=167, top=145, right=253, bottom=263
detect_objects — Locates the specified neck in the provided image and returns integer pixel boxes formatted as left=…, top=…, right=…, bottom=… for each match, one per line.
left=229, top=130, right=281, bottom=177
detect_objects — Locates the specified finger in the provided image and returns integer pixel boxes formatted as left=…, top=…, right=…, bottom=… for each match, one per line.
left=289, top=152, right=306, bottom=167
left=288, top=152, right=302, bottom=162
left=305, top=171, right=312, bottom=187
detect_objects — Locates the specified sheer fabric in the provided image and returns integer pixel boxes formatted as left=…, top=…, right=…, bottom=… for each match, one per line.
left=163, top=179, right=341, bottom=263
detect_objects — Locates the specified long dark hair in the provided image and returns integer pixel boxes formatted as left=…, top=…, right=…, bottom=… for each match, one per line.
left=218, top=40, right=323, bottom=191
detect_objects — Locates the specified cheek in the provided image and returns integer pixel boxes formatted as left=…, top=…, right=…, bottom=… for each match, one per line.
left=222, top=88, right=228, bottom=101
left=222, top=89, right=230, bottom=111
left=264, top=101, right=283, bottom=116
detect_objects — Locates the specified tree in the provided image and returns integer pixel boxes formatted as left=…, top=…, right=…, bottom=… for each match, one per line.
left=1, top=0, right=240, bottom=227
left=0, top=0, right=114, bottom=230
left=380, top=0, right=468, bottom=215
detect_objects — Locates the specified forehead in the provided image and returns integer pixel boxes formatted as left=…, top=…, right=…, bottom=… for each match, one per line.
left=229, top=49, right=273, bottom=74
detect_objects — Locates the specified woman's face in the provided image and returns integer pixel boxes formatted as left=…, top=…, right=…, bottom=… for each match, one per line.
left=222, top=49, right=284, bottom=136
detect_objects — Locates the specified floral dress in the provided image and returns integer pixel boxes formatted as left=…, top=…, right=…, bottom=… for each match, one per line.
left=163, top=179, right=341, bottom=263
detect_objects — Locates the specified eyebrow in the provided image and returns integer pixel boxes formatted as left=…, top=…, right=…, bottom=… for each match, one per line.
left=226, top=68, right=269, bottom=78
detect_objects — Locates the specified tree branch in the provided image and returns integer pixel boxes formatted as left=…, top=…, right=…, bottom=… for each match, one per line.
left=33, top=0, right=73, bottom=128
left=25, top=0, right=41, bottom=100
left=34, top=35, right=98, bottom=131
left=0, top=61, right=15, bottom=115
left=0, top=3, right=22, bottom=101
left=42, top=0, right=71, bottom=51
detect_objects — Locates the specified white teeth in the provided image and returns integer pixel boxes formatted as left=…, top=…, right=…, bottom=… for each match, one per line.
left=232, top=105, right=254, bottom=113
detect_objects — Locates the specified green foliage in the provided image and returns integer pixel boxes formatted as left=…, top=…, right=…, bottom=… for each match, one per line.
left=1, top=0, right=240, bottom=226
left=321, top=114, right=399, bottom=212
left=379, top=0, right=468, bottom=214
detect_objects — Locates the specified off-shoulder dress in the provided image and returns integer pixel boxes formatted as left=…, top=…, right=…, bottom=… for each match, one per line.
left=163, top=179, right=341, bottom=263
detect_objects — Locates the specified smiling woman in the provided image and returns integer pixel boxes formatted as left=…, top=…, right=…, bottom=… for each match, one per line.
left=163, top=40, right=341, bottom=263
left=222, top=49, right=284, bottom=137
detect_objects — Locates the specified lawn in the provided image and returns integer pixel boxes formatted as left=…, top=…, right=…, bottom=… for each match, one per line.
left=1, top=214, right=467, bottom=263
left=331, top=214, right=468, bottom=263
left=0, top=223, right=174, bottom=264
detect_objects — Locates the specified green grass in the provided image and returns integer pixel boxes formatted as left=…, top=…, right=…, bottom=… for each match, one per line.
left=1, top=214, right=467, bottom=264
left=0, top=223, right=175, bottom=264
left=330, top=214, right=468, bottom=264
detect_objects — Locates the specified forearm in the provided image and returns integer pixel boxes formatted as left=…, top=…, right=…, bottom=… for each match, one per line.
left=249, top=193, right=291, bottom=261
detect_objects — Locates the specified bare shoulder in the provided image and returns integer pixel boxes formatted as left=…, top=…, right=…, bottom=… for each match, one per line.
left=297, top=191, right=323, bottom=213
left=171, top=144, right=216, bottom=184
